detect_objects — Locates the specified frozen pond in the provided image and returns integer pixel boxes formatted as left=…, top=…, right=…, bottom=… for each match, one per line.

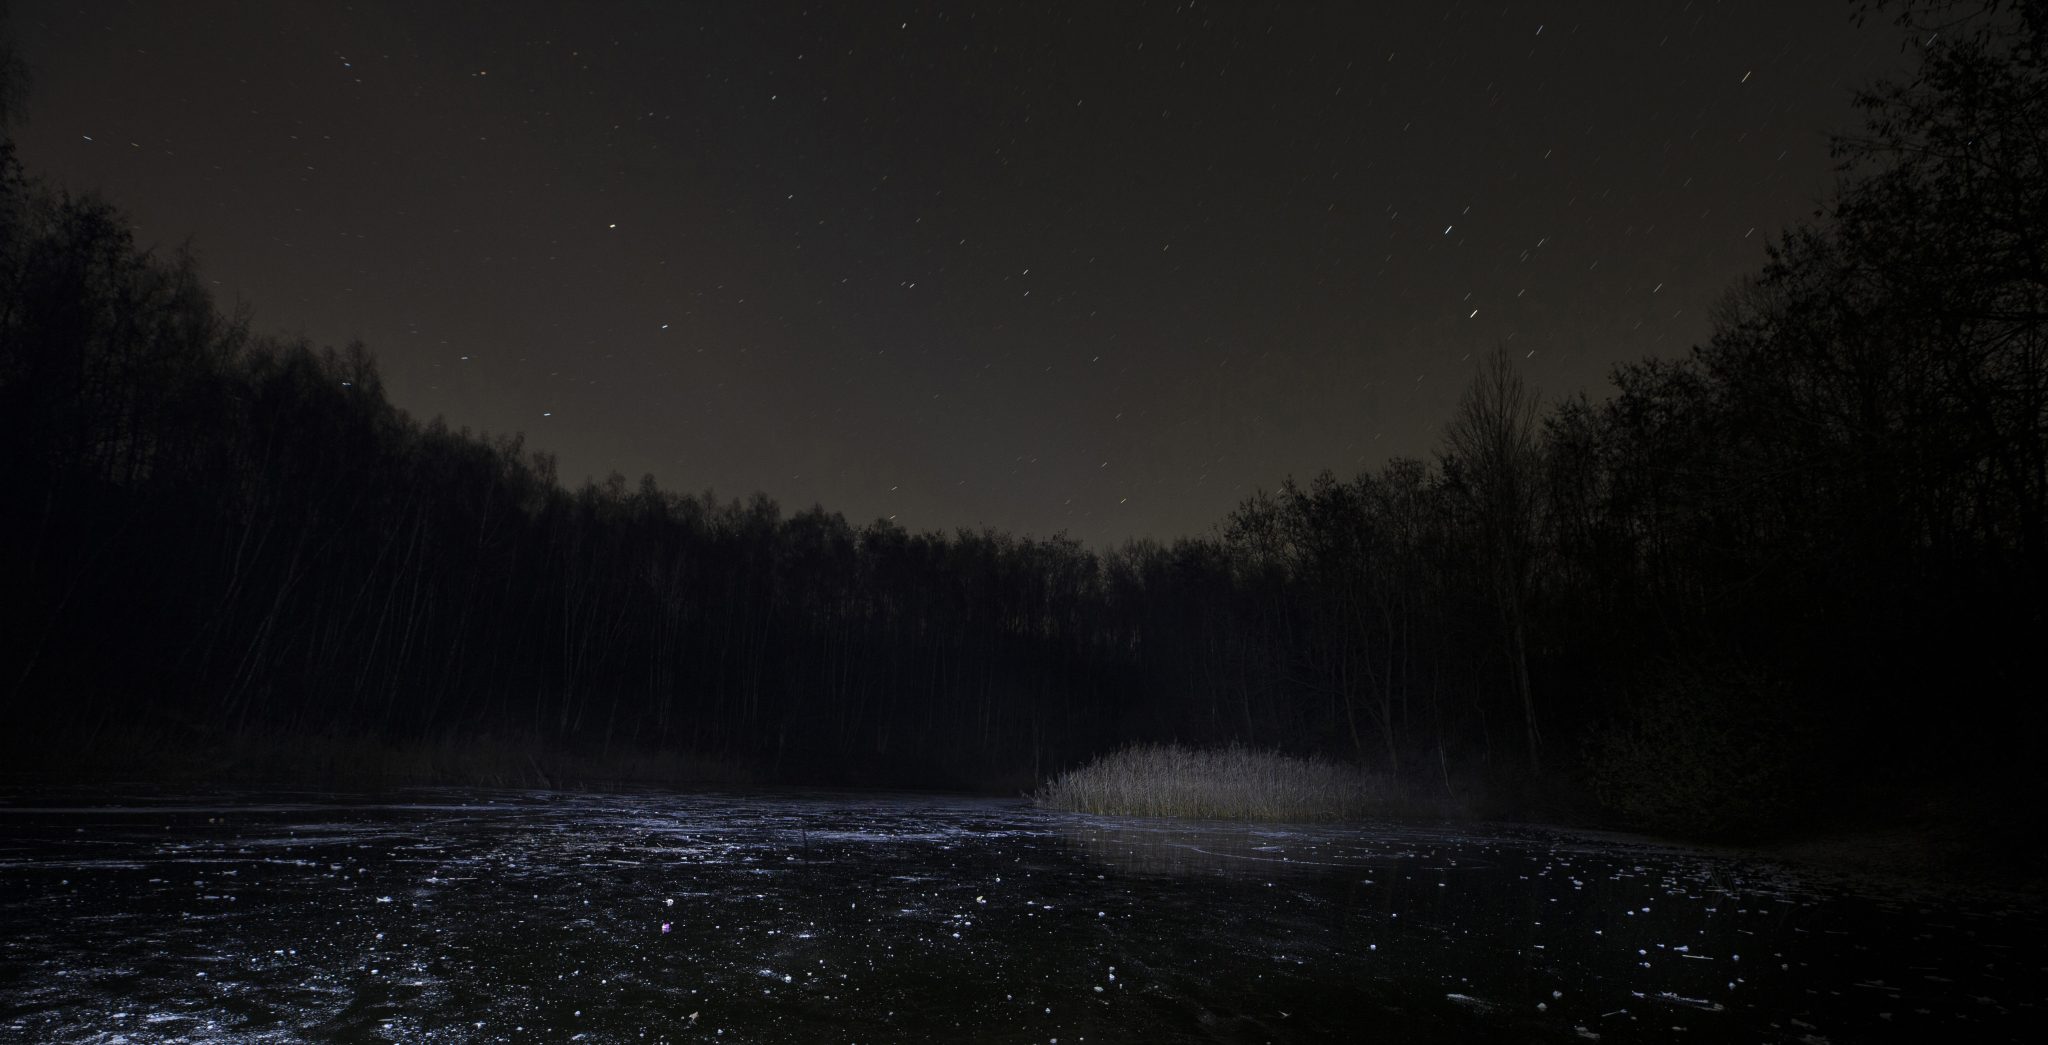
left=1, top=788, right=2041, bottom=1042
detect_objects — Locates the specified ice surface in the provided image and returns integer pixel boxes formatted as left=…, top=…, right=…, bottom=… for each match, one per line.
left=1, top=787, right=2042, bottom=1042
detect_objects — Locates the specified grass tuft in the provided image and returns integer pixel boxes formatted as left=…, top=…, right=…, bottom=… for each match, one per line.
left=1035, top=743, right=1387, bottom=821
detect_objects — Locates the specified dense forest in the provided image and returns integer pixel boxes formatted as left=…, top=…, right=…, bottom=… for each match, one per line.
left=2, top=2, right=2042, bottom=840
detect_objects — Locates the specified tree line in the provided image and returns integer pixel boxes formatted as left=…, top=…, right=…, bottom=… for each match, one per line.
left=2, top=1, right=2040, bottom=833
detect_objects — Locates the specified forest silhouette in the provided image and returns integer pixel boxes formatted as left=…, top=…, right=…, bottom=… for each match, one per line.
left=1, top=1, right=2041, bottom=848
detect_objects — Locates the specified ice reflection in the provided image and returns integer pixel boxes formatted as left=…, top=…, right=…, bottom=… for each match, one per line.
left=1058, top=817, right=1383, bottom=878
left=0, top=789, right=2041, bottom=1044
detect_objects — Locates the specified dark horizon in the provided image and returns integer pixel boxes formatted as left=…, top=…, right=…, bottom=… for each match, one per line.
left=7, top=0, right=1903, bottom=547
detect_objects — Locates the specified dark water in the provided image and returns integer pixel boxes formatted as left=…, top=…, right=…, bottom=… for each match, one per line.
left=1, top=789, right=2040, bottom=1043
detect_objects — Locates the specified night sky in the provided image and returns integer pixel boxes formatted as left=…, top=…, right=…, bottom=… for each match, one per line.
left=11, top=1, right=1902, bottom=547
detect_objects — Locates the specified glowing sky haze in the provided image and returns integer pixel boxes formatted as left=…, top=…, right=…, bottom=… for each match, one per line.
left=13, top=1, right=1903, bottom=545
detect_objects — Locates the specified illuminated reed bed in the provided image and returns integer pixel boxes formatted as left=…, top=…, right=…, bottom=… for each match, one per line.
left=1037, top=743, right=1388, bottom=821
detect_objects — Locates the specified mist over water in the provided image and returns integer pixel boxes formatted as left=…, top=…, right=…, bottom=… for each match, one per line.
left=3, top=789, right=2041, bottom=1043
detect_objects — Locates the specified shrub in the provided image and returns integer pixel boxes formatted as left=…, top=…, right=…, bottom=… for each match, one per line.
left=1036, top=743, right=1387, bottom=821
left=1583, top=663, right=1818, bottom=837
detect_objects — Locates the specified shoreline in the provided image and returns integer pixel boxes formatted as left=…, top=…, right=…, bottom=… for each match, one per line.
left=7, top=748, right=2038, bottom=900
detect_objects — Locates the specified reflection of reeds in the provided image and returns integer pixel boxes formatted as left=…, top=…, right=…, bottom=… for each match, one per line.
left=1058, top=820, right=1349, bottom=878
left=1035, top=743, right=1387, bottom=821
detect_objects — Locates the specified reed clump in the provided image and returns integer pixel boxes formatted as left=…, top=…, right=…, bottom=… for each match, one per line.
left=1036, top=743, right=1387, bottom=821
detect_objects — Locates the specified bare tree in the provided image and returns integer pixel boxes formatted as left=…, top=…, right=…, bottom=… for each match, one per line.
left=1444, top=346, right=1546, bottom=774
